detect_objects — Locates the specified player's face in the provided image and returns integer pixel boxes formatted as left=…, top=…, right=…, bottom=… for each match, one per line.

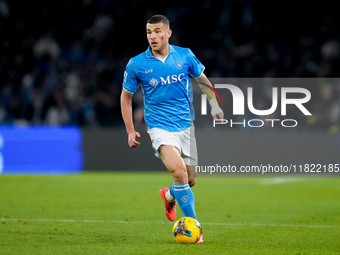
left=146, top=22, right=172, bottom=53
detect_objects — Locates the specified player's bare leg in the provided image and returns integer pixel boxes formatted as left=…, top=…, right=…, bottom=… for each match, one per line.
left=159, top=145, right=197, bottom=220
left=158, top=145, right=186, bottom=221
left=159, top=145, right=188, bottom=184
left=186, top=165, right=197, bottom=187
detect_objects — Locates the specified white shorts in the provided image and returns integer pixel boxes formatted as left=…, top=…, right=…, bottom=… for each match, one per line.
left=147, top=125, right=198, bottom=166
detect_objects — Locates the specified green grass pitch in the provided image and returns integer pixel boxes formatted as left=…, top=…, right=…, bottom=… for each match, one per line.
left=1, top=172, right=339, bottom=254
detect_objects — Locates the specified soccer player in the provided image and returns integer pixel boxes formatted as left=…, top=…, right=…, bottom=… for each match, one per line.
left=120, top=15, right=223, bottom=243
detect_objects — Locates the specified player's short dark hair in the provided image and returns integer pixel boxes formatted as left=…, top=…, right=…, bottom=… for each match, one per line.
left=146, top=15, right=170, bottom=27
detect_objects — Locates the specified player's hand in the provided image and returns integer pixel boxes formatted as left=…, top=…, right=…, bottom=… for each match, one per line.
left=211, top=105, right=224, bottom=120
left=128, top=131, right=141, bottom=148
left=209, top=99, right=224, bottom=120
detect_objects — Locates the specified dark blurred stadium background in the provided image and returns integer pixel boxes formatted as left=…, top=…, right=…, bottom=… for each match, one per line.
left=1, top=0, right=340, bottom=131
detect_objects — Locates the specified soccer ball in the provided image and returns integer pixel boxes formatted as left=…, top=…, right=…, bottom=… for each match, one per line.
left=172, top=217, right=202, bottom=244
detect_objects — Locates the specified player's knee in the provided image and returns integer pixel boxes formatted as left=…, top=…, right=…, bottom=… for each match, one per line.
left=178, top=168, right=188, bottom=182
left=173, top=167, right=188, bottom=184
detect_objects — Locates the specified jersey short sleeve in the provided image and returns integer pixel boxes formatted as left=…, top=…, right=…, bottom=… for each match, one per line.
left=187, top=49, right=205, bottom=78
left=122, top=58, right=139, bottom=94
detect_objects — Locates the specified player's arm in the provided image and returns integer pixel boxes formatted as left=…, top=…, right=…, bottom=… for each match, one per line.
left=120, top=88, right=141, bottom=148
left=195, top=73, right=224, bottom=119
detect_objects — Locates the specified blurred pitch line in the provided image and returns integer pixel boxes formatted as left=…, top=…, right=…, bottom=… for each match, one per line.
left=0, top=218, right=338, bottom=228
left=260, top=177, right=318, bottom=185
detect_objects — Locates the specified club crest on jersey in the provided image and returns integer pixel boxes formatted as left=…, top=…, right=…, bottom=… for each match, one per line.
left=175, top=62, right=183, bottom=69
left=149, top=78, right=159, bottom=87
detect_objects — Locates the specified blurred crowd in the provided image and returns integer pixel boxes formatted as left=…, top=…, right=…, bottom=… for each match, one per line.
left=1, top=0, right=340, bottom=132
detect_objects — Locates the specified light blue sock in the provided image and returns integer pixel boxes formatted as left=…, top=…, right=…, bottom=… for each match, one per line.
left=169, top=183, right=175, bottom=197
left=173, top=183, right=196, bottom=219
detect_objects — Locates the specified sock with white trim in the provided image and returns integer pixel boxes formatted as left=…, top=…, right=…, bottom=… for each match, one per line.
left=173, top=183, right=196, bottom=219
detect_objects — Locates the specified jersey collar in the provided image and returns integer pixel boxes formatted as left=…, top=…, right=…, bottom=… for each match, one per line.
left=145, top=44, right=176, bottom=58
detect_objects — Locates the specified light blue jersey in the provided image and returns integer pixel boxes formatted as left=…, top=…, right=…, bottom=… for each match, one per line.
left=122, top=45, right=205, bottom=132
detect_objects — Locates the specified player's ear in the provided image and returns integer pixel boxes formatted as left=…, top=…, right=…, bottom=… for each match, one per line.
left=167, top=29, right=172, bottom=39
